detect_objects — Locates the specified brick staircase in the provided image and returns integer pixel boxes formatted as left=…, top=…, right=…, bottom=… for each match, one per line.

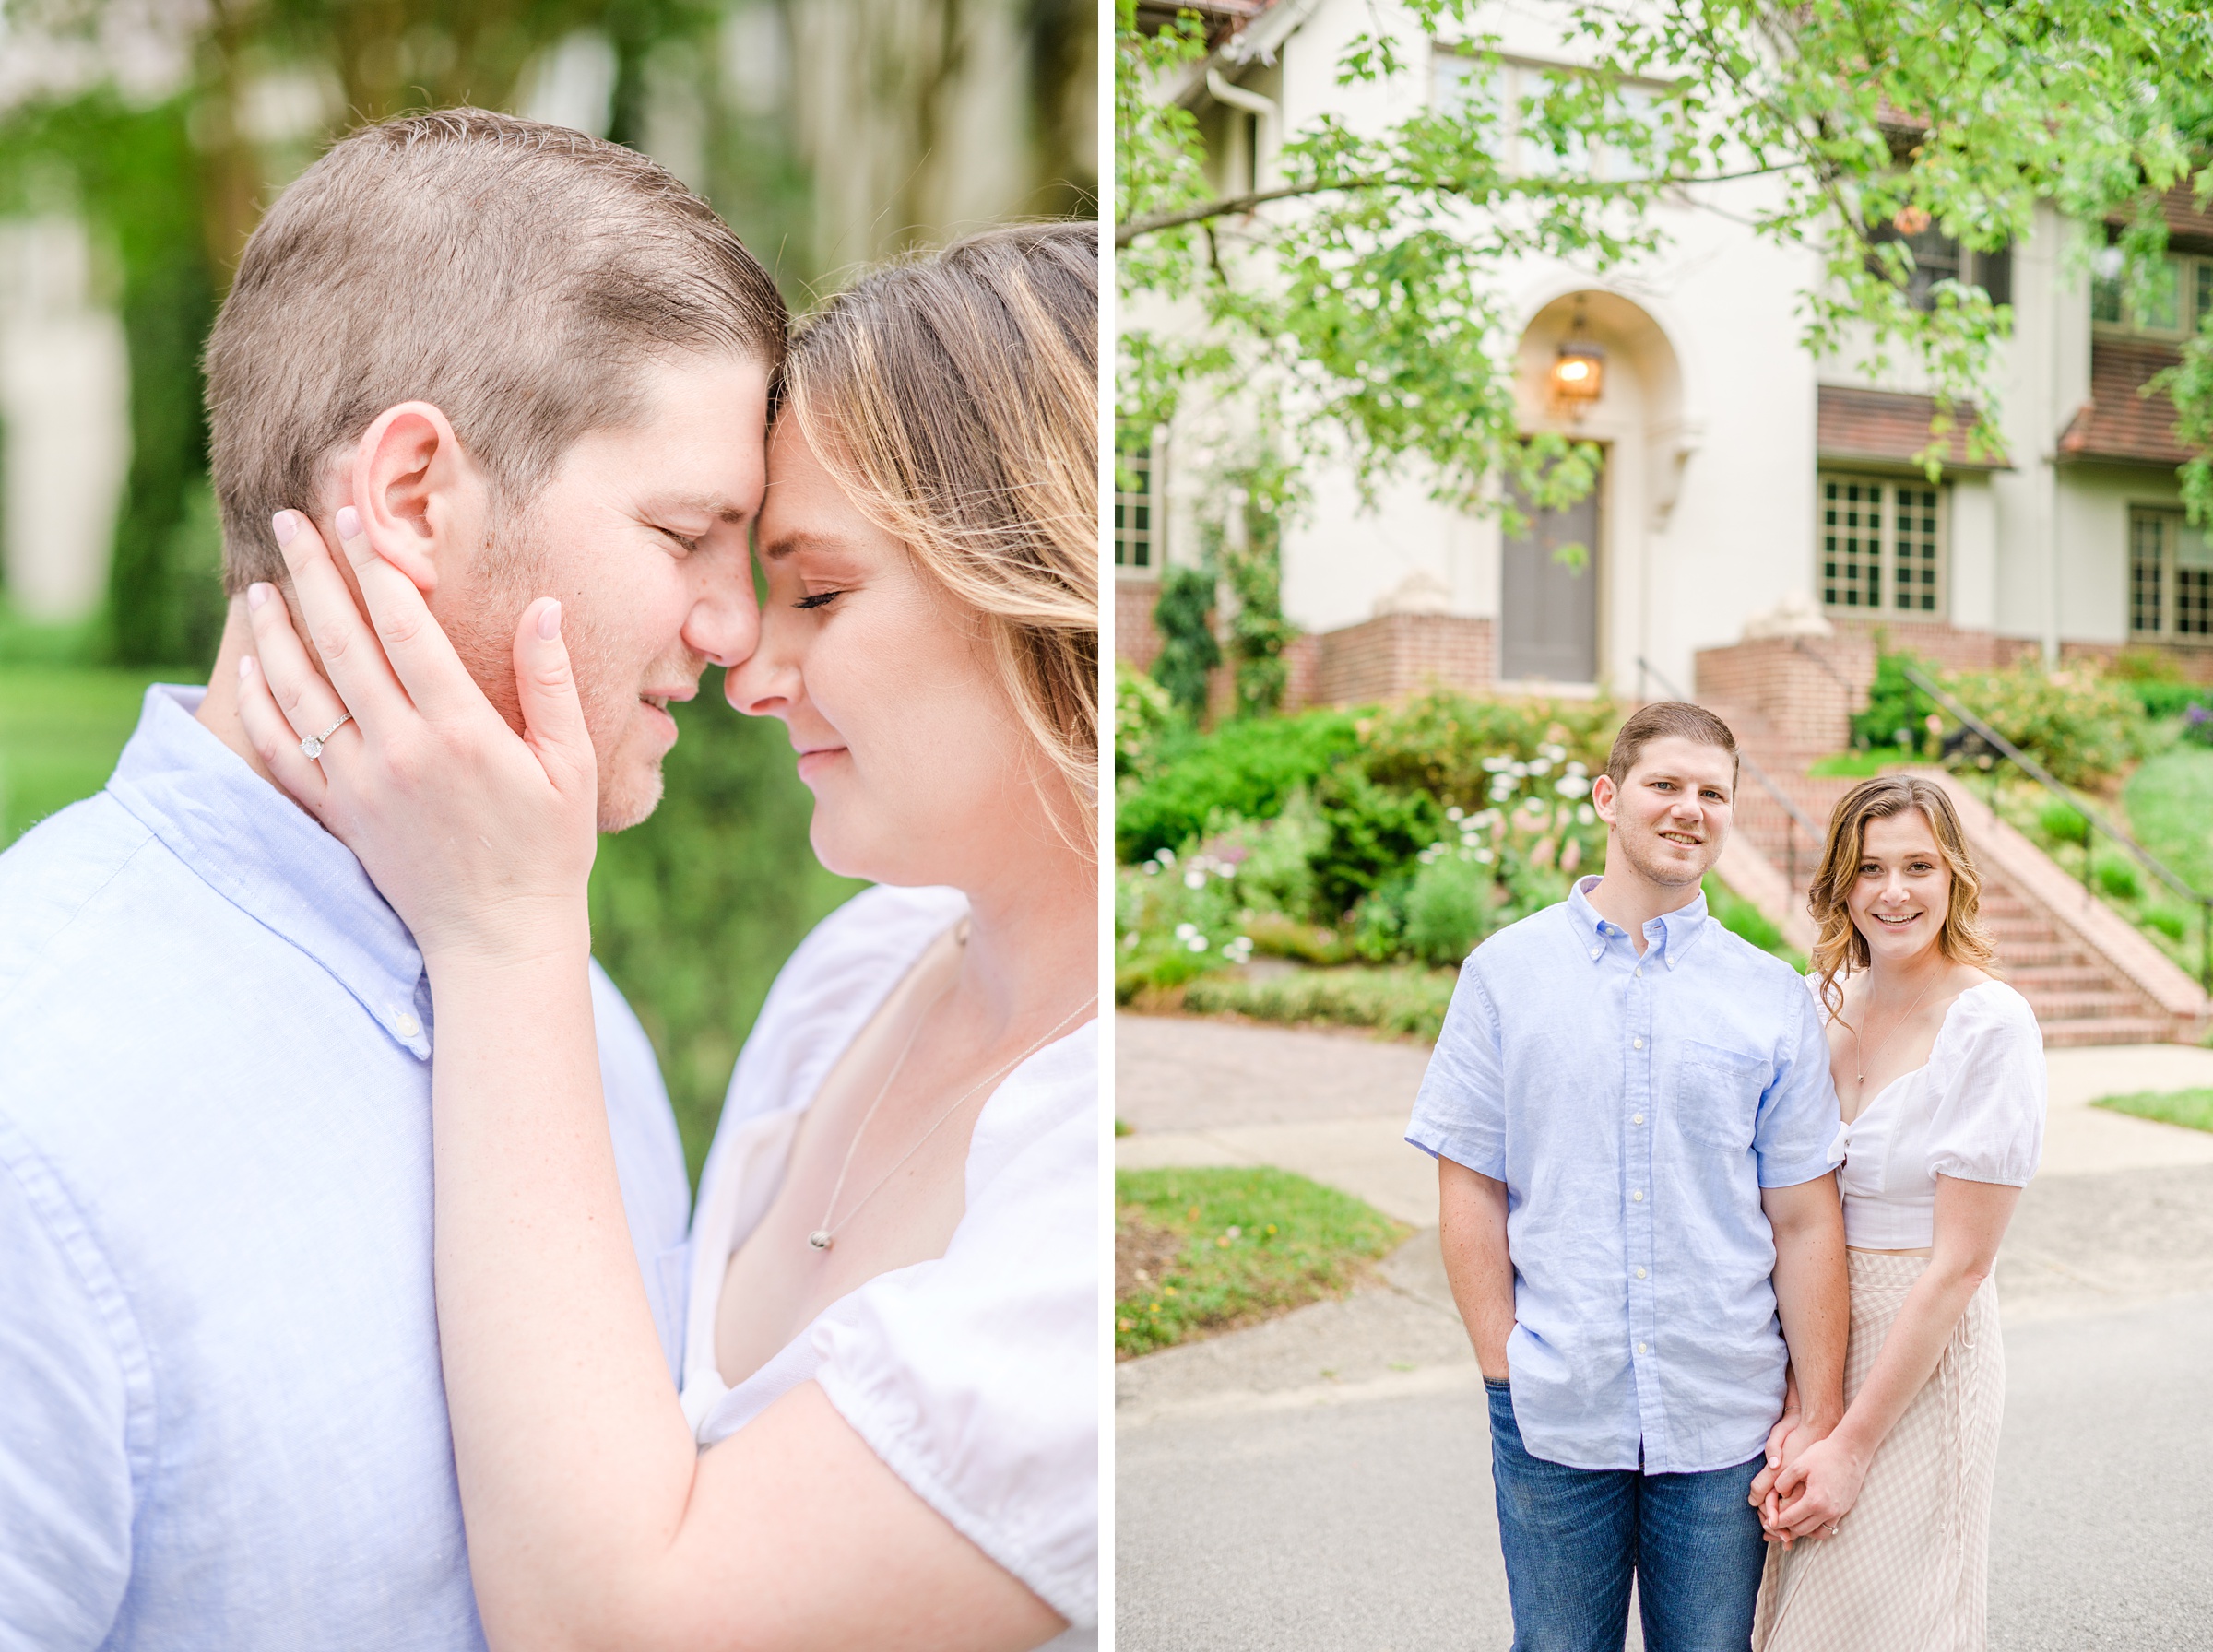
left=1707, top=701, right=2193, bottom=1047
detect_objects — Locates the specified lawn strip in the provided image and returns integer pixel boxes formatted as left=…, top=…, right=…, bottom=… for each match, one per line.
left=1116, top=1166, right=1412, bottom=1361
left=2092, top=1088, right=2213, bottom=1133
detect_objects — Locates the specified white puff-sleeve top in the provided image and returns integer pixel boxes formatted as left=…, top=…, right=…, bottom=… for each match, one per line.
left=678, top=885, right=1099, bottom=1643
left=1825, top=978, right=2046, bottom=1250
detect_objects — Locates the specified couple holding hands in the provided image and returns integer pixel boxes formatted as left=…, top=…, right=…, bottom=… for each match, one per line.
left=1412, top=701, right=2045, bottom=1652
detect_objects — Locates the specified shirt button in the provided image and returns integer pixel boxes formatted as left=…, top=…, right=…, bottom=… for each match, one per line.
left=1636, top=1267, right=1648, bottom=1279
left=1634, top=967, right=1642, bottom=978
left=1632, top=1189, right=1645, bottom=1201
left=1591, top=946, right=1603, bottom=960
left=1633, top=1037, right=1645, bottom=1050
left=394, top=1012, right=421, bottom=1038
left=1638, top=1341, right=1649, bottom=1354
left=1632, top=1113, right=1645, bottom=1126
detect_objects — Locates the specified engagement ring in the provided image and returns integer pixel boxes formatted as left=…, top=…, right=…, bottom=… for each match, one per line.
left=301, top=714, right=352, bottom=760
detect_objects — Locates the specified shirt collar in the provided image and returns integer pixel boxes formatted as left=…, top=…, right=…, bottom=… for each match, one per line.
left=103, top=685, right=432, bottom=1058
left=1567, top=874, right=1710, bottom=968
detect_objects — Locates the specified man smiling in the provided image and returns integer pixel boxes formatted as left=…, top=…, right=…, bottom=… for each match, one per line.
left=0, top=112, right=781, bottom=1648
left=1408, top=701, right=1850, bottom=1652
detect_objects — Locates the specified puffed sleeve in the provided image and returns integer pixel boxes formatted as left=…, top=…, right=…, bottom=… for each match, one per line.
left=1406, top=955, right=1508, bottom=1176
left=1926, top=985, right=2045, bottom=1186
left=810, top=1025, right=1097, bottom=1630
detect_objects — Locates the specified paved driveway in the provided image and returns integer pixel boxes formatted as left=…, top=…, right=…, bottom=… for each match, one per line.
left=1115, top=1014, right=2213, bottom=1650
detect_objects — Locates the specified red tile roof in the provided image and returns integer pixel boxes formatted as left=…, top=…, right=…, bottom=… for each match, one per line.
left=1816, top=384, right=2010, bottom=471
left=2057, top=339, right=2195, bottom=466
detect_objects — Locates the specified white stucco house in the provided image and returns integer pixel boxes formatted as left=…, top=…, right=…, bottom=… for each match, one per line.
left=1115, top=0, right=2213, bottom=710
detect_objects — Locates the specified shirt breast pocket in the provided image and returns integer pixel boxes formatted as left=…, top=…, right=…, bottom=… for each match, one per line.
left=1673, top=1040, right=1768, bottom=1156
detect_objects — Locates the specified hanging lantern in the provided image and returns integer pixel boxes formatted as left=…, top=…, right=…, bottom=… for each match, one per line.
left=1552, top=339, right=1604, bottom=403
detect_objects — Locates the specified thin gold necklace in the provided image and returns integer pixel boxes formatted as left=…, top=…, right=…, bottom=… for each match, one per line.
left=807, top=970, right=1096, bottom=1253
left=1852, top=969, right=1937, bottom=1091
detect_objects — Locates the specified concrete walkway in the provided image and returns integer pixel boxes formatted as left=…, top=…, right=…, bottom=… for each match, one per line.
left=1115, top=1013, right=2213, bottom=1650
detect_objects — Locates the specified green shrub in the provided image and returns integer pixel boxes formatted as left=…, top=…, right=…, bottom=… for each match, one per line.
left=1182, top=964, right=1460, bottom=1040
left=2037, top=796, right=2089, bottom=845
left=1702, top=874, right=1808, bottom=971
left=2147, top=903, right=2190, bottom=942
left=1945, top=664, right=2141, bottom=788
left=1360, top=690, right=1619, bottom=808
left=1852, top=652, right=1939, bottom=755
left=1402, top=851, right=1495, bottom=966
left=1116, top=708, right=1361, bottom=863
left=1200, top=789, right=1330, bottom=919
left=2097, top=856, right=2143, bottom=900
left=1115, top=659, right=1181, bottom=783
left=1150, top=565, right=1221, bottom=716
left=1312, top=769, right=1449, bottom=918
left=1113, top=845, right=1250, bottom=999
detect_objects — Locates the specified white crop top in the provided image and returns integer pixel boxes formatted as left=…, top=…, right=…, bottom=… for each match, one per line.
left=1823, top=978, right=2046, bottom=1250
left=679, top=885, right=1099, bottom=1643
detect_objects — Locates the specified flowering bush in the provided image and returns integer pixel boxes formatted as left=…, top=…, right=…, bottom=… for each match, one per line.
left=1361, top=690, right=1619, bottom=806
left=1944, top=663, right=2143, bottom=788
left=1114, top=660, right=1181, bottom=783
left=1115, top=844, right=1256, bottom=1001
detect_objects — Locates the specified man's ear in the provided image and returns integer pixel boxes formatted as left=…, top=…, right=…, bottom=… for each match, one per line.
left=1591, top=772, right=1619, bottom=828
left=342, top=402, right=482, bottom=596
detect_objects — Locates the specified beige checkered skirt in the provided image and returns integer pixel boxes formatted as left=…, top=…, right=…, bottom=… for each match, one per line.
left=1751, top=1251, right=2004, bottom=1652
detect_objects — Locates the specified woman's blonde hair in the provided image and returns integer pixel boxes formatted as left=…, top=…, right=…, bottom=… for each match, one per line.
left=1808, top=774, right=1997, bottom=1021
left=779, top=221, right=1098, bottom=852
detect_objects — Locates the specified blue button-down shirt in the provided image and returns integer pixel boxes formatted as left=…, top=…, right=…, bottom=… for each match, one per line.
left=0, top=686, right=692, bottom=1650
left=1407, top=876, right=1840, bottom=1475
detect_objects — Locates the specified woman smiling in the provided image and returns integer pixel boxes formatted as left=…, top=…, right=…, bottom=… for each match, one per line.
left=233, top=223, right=1098, bottom=1651
left=1752, top=774, right=2045, bottom=1650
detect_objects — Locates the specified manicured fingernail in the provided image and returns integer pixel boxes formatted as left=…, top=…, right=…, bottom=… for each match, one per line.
left=538, top=599, right=562, bottom=641
left=335, top=505, right=361, bottom=540
left=271, top=511, right=298, bottom=547
left=238, top=655, right=254, bottom=680
left=247, top=583, right=270, bottom=611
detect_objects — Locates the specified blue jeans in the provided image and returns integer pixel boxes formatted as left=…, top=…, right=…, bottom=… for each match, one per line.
left=1486, top=1379, right=1766, bottom=1652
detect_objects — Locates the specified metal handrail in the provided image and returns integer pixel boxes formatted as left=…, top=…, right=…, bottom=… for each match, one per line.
left=1636, top=656, right=1823, bottom=894
left=1902, top=665, right=2213, bottom=992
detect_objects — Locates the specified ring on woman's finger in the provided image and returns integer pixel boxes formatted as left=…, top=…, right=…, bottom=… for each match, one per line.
left=301, top=713, right=352, bottom=761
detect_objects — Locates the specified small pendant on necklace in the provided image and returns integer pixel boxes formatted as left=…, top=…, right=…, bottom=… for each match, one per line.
left=807, top=1230, right=834, bottom=1251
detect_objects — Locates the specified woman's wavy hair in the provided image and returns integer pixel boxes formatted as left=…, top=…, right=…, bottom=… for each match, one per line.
left=777, top=220, right=1099, bottom=853
left=1808, top=774, right=1997, bottom=1021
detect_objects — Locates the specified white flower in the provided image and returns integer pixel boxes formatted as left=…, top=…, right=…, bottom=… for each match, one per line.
left=1446, top=805, right=1464, bottom=823
left=1474, top=847, right=1496, bottom=864
left=1158, top=848, right=1177, bottom=867
left=1175, top=922, right=1198, bottom=939
left=1540, top=742, right=1567, bottom=762
left=1566, top=761, right=1588, bottom=778
left=1555, top=774, right=1591, bottom=798
left=1482, top=755, right=1511, bottom=773
left=1184, top=870, right=1206, bottom=890
left=1218, top=860, right=1237, bottom=879
left=1510, top=761, right=1531, bottom=779
left=1521, top=795, right=1549, bottom=817
left=1144, top=863, right=1159, bottom=876
left=1578, top=804, right=1597, bottom=825
left=1123, top=931, right=1141, bottom=949
left=1186, top=935, right=1209, bottom=953
left=1529, top=757, right=1553, bottom=776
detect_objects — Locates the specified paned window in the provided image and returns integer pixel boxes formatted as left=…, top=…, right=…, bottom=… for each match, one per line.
left=1114, top=439, right=1155, bottom=573
left=1819, top=474, right=1947, bottom=617
left=2131, top=508, right=2213, bottom=641
left=2092, top=248, right=2212, bottom=338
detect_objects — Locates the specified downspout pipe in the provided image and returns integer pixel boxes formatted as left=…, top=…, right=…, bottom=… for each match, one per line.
left=1206, top=69, right=1278, bottom=187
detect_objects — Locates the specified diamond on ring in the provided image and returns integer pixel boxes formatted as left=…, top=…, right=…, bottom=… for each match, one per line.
left=301, top=713, right=351, bottom=760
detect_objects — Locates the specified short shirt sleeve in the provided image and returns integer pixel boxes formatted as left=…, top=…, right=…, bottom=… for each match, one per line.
left=1406, top=958, right=1508, bottom=1176
left=1754, top=975, right=1848, bottom=1188
left=1926, top=985, right=2046, bottom=1186
left=810, top=1024, right=1097, bottom=1629
left=0, top=1128, right=140, bottom=1650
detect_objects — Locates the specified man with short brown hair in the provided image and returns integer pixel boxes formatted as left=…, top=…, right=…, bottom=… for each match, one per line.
left=0, top=112, right=783, bottom=1648
left=1409, top=703, right=1849, bottom=1652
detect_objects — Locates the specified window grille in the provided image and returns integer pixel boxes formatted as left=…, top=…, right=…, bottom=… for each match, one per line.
left=1819, top=474, right=1947, bottom=619
left=1114, top=441, right=1155, bottom=572
left=2135, top=507, right=2213, bottom=641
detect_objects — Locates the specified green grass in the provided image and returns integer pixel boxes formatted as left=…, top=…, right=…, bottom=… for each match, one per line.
left=1180, top=962, right=1459, bottom=1040
left=2124, top=747, right=2213, bottom=900
left=1116, top=1166, right=1411, bottom=1360
left=0, top=665, right=174, bottom=844
left=1807, top=749, right=1905, bottom=778
left=2091, top=1088, right=2213, bottom=1132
